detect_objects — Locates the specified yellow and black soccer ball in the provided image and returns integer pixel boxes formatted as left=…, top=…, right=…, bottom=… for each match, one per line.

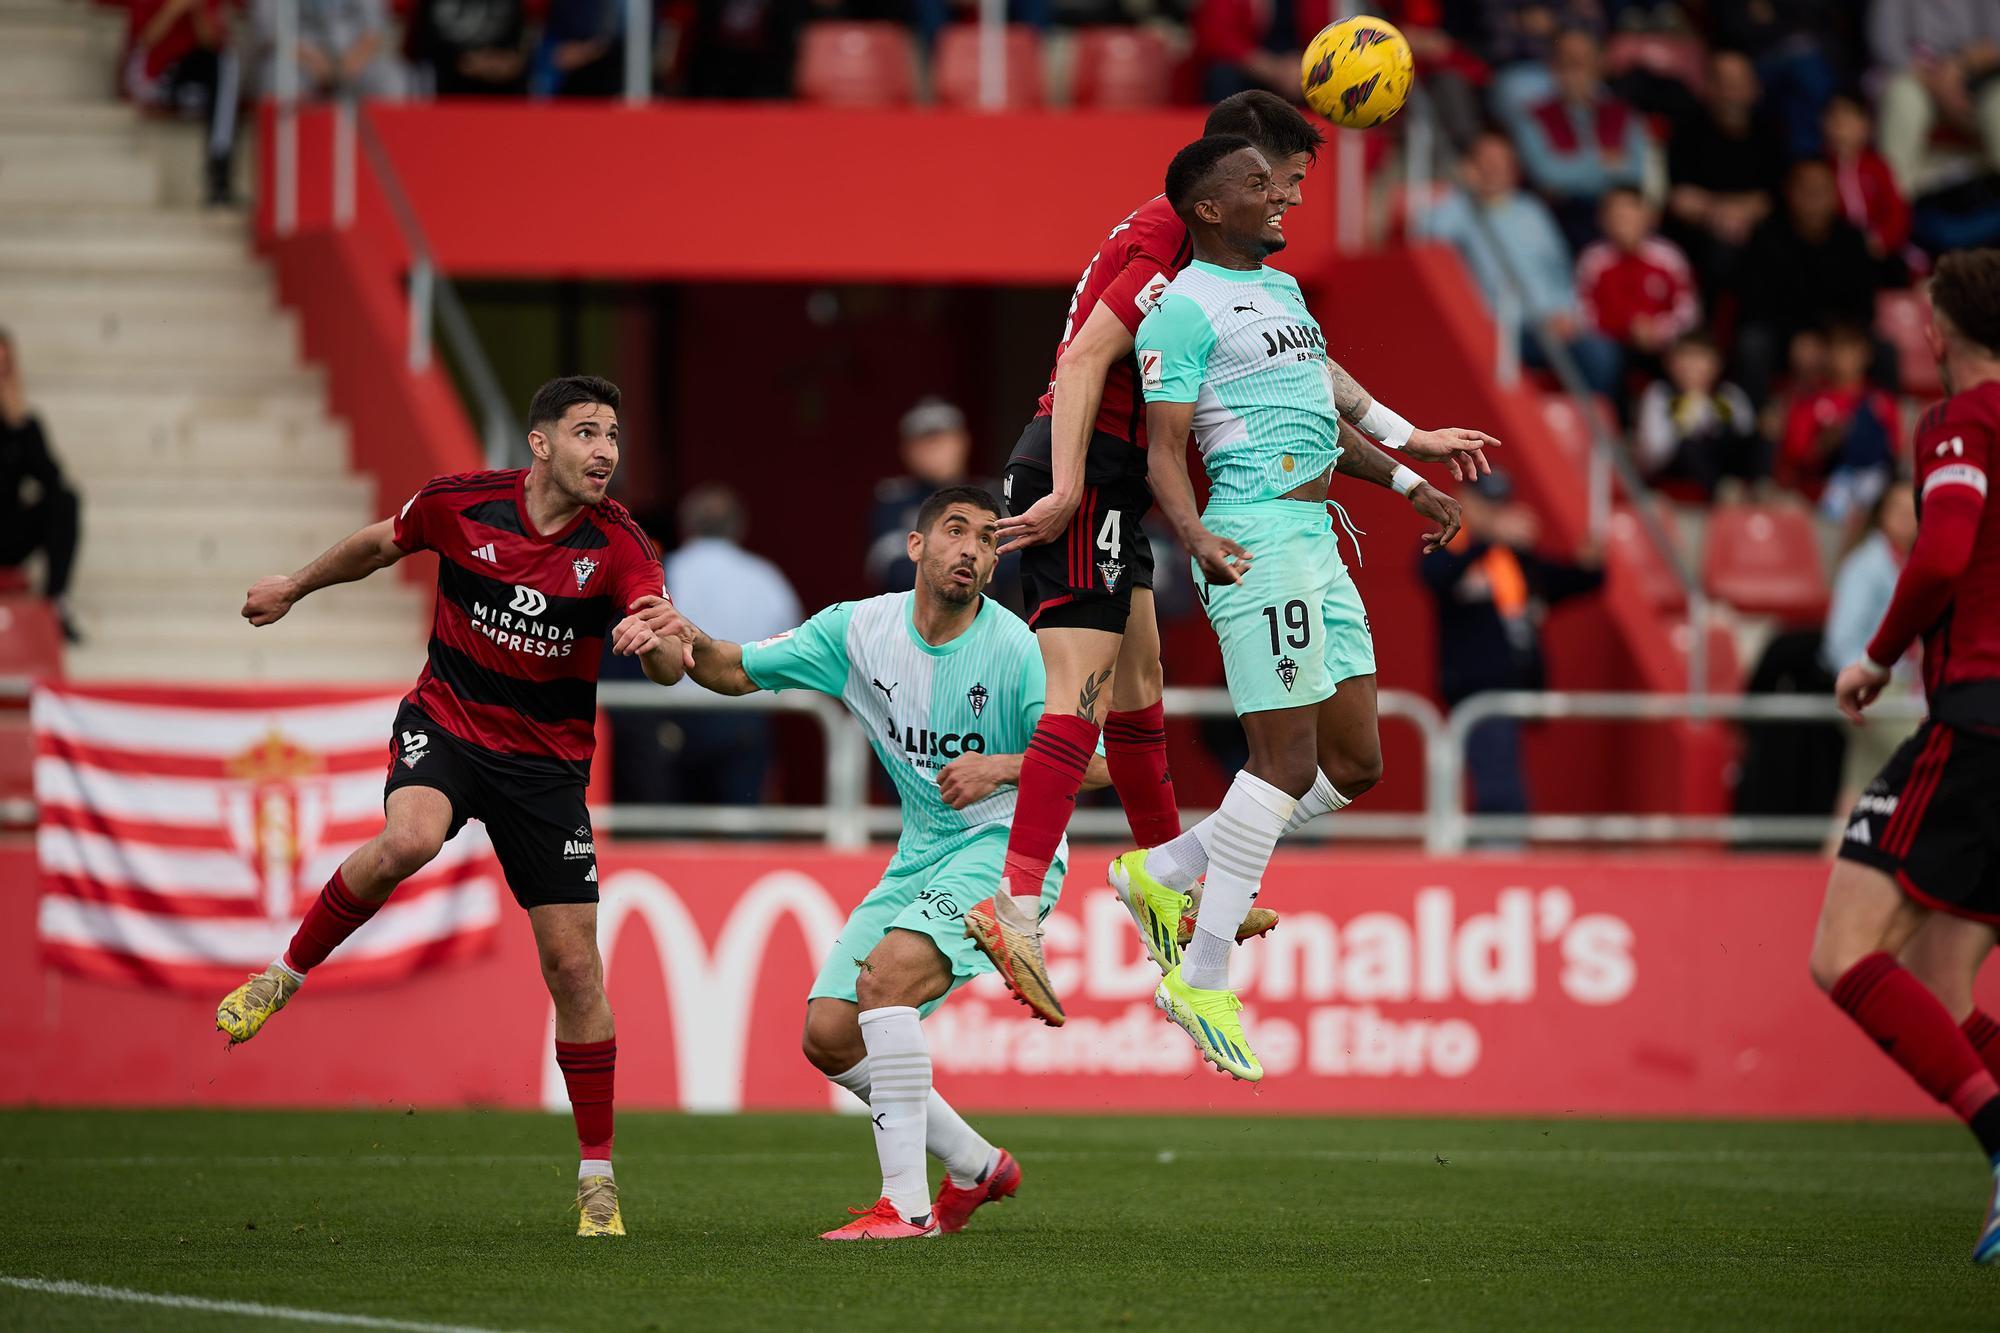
left=1300, top=16, right=1415, bottom=129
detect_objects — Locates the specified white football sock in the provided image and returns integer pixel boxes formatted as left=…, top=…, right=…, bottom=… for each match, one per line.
left=857, top=1006, right=933, bottom=1223
left=1002, top=875, right=1045, bottom=926
left=825, top=1056, right=994, bottom=1186
left=1147, top=769, right=1346, bottom=892
left=577, top=1159, right=613, bottom=1180
left=270, top=956, right=305, bottom=984
left=1180, top=771, right=1295, bottom=991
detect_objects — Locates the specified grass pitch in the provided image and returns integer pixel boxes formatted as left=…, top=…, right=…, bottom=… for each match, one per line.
left=0, top=1108, right=1993, bottom=1331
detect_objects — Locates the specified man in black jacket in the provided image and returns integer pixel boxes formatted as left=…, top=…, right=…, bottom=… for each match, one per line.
left=1420, top=471, right=1603, bottom=817
left=0, top=331, right=82, bottom=643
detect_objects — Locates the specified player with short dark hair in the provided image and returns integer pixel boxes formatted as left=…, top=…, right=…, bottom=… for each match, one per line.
left=617, top=488, right=1106, bottom=1239
left=978, top=96, right=1496, bottom=1027
left=214, top=374, right=677, bottom=1238
left=1813, top=248, right=2000, bottom=1264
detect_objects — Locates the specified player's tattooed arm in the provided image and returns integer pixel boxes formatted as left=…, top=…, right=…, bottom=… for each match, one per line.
left=939, top=752, right=1111, bottom=809
left=242, top=518, right=405, bottom=626
left=1325, top=358, right=1375, bottom=425
left=1333, top=423, right=1400, bottom=488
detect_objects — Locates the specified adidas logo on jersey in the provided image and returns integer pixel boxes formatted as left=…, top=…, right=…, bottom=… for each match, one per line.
left=472, top=543, right=498, bottom=563
left=1844, top=819, right=1871, bottom=846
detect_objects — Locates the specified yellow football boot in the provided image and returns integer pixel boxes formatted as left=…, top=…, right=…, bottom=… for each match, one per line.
left=215, top=963, right=302, bottom=1045
left=577, top=1174, right=626, bottom=1237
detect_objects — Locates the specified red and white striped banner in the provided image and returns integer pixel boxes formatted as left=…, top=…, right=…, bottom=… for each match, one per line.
left=32, top=684, right=502, bottom=992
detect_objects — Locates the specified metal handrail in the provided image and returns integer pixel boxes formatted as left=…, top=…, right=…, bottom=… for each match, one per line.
left=1395, top=83, right=1710, bottom=695
left=351, top=110, right=526, bottom=470
left=1429, top=689, right=1929, bottom=853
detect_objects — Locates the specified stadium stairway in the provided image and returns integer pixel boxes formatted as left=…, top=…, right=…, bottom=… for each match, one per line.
left=0, top=0, right=425, bottom=681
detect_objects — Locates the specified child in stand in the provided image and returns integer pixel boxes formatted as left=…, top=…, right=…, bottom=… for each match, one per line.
left=1633, top=333, right=1764, bottom=499
left=1779, top=321, right=1901, bottom=527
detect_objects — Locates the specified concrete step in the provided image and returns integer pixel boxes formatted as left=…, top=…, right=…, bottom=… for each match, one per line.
left=0, top=230, right=255, bottom=273
left=80, top=524, right=385, bottom=580
left=8, top=309, right=301, bottom=365
left=74, top=576, right=423, bottom=619
left=83, top=473, right=375, bottom=512
left=0, top=102, right=141, bottom=134
left=65, top=638, right=427, bottom=685
left=0, top=267, right=272, bottom=303
left=0, top=206, right=247, bottom=239
left=41, top=426, right=352, bottom=479
left=0, top=287, right=277, bottom=326
left=27, top=363, right=324, bottom=397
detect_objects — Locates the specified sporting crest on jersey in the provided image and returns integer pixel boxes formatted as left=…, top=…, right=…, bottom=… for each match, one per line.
left=967, top=682, right=988, bottom=718
left=1275, top=656, right=1299, bottom=692
left=572, top=555, right=598, bottom=590
left=1098, top=559, right=1125, bottom=593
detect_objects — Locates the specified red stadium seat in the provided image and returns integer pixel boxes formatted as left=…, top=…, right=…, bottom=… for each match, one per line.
left=1604, top=32, right=1707, bottom=97
left=1672, top=614, right=1744, bottom=694
left=0, top=595, right=62, bottom=681
left=1606, top=503, right=1687, bottom=610
left=1069, top=27, right=1171, bottom=108
left=932, top=25, right=1044, bottom=110
left=1877, top=288, right=1945, bottom=401
left=1701, top=503, right=1829, bottom=622
left=795, top=23, right=918, bottom=107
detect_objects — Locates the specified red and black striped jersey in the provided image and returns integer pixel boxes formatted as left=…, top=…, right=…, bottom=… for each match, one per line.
left=1013, top=195, right=1192, bottom=481
left=392, top=469, right=664, bottom=771
left=1868, top=381, right=2000, bottom=733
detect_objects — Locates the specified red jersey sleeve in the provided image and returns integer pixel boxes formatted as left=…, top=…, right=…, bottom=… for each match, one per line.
left=1095, top=252, right=1180, bottom=336
left=392, top=486, right=436, bottom=554
left=1865, top=408, right=1994, bottom=667
left=608, top=518, right=665, bottom=612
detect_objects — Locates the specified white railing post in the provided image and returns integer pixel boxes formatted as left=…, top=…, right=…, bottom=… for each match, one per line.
left=1587, top=425, right=1611, bottom=549
left=408, top=258, right=433, bottom=372
left=274, top=0, right=299, bottom=237
left=623, top=0, right=648, bottom=104
left=976, top=0, right=1004, bottom=110
left=332, top=96, right=356, bottom=227
left=1495, top=291, right=1520, bottom=386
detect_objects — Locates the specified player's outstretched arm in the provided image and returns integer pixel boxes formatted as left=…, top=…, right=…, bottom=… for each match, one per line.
left=1324, top=358, right=1498, bottom=480
left=1333, top=423, right=1463, bottom=553
left=241, top=518, right=405, bottom=626
left=999, top=304, right=1133, bottom=555
left=938, top=751, right=1111, bottom=810
left=1145, top=400, right=1252, bottom=586
left=609, top=596, right=726, bottom=690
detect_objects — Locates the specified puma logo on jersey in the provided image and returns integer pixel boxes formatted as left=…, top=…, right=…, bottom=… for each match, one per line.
left=1233, top=301, right=1260, bottom=315
left=872, top=678, right=897, bottom=703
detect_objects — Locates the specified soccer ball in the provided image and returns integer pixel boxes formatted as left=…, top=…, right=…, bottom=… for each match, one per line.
left=1300, top=17, right=1414, bottom=129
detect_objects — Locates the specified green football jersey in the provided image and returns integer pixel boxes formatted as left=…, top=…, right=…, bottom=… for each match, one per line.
left=1134, top=259, right=1345, bottom=505
left=740, top=592, right=1063, bottom=873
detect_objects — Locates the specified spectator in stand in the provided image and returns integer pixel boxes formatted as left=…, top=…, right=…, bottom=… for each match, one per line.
left=253, top=0, right=406, bottom=99
left=407, top=0, right=528, bottom=96
left=1868, top=0, right=2000, bottom=197
left=1823, top=91, right=1911, bottom=284
left=1507, top=26, right=1650, bottom=248
left=1712, top=0, right=1850, bottom=159
left=1372, top=0, right=1491, bottom=150
left=865, top=398, right=1004, bottom=595
left=602, top=486, right=800, bottom=807
left=1734, top=158, right=1879, bottom=406
left=1779, top=322, right=1901, bottom=525
left=532, top=0, right=625, bottom=97
left=1820, top=477, right=1920, bottom=844
left=682, top=0, right=806, bottom=99
left=1414, top=132, right=1624, bottom=399
left=1664, top=49, right=1787, bottom=294
left=1189, top=0, right=1307, bottom=102
left=121, top=0, right=239, bottom=204
left=0, top=332, right=82, bottom=644
left=1419, top=470, right=1604, bottom=821
left=1576, top=186, right=1698, bottom=370
left=1633, top=333, right=1765, bottom=498
left=1463, top=0, right=1607, bottom=121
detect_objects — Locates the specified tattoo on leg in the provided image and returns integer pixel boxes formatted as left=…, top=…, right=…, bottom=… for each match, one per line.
left=1076, top=668, right=1112, bottom=723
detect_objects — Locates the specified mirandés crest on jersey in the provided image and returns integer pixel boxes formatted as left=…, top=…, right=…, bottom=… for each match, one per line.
left=1301, top=16, right=1414, bottom=129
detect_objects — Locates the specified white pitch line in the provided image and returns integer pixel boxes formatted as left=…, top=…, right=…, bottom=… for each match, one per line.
left=0, top=1276, right=522, bottom=1333
left=0, top=1147, right=1967, bottom=1169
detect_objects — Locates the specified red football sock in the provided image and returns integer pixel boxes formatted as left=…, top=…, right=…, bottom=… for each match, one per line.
left=1002, top=713, right=1100, bottom=893
left=1833, top=954, right=2000, bottom=1151
left=555, top=1038, right=615, bottom=1160
left=282, top=869, right=382, bottom=974
left=1104, top=702, right=1181, bottom=847
left=1965, top=1009, right=2000, bottom=1078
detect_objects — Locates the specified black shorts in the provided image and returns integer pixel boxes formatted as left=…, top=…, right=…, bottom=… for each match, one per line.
left=383, top=702, right=598, bottom=910
left=1004, top=424, right=1154, bottom=634
left=1838, top=719, right=2000, bottom=923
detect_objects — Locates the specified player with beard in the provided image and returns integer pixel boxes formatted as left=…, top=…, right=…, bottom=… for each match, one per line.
left=976, top=91, right=1493, bottom=1026
left=1813, top=249, right=2000, bottom=1263
left=615, top=486, right=1105, bottom=1239
left=214, top=375, right=676, bottom=1237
